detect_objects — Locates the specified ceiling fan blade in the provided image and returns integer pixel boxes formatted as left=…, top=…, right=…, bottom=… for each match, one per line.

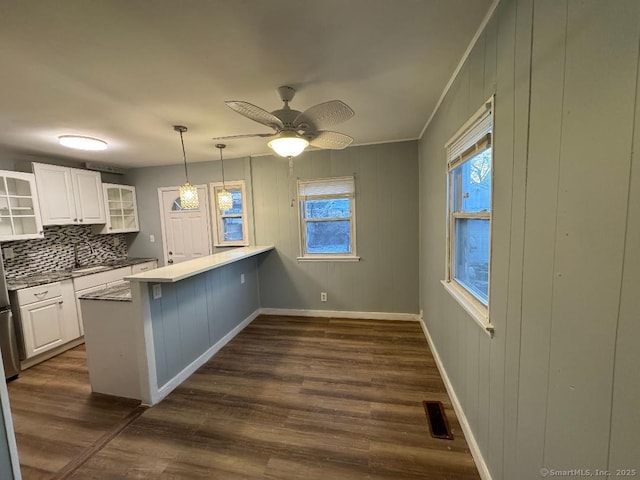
left=225, top=101, right=284, bottom=129
left=308, top=131, right=354, bottom=150
left=211, top=133, right=275, bottom=140
left=294, top=100, right=354, bottom=130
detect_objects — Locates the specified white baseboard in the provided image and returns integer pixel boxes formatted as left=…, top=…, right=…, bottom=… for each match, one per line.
left=259, top=307, right=419, bottom=322
left=418, top=318, right=493, bottom=480
left=154, top=308, right=261, bottom=403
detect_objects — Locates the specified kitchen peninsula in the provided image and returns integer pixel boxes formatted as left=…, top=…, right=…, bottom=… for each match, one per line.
left=80, top=245, right=274, bottom=405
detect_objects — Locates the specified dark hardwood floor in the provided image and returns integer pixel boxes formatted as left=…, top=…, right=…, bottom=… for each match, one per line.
left=6, top=344, right=141, bottom=479
left=8, top=316, right=480, bottom=479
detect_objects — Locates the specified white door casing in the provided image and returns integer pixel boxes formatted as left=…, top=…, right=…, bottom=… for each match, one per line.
left=158, top=186, right=212, bottom=266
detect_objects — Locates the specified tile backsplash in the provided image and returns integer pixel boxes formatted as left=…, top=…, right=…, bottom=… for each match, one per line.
left=2, top=225, right=128, bottom=279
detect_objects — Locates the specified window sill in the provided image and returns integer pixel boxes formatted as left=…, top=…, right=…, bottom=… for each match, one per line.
left=441, top=280, right=494, bottom=338
left=297, top=255, right=361, bottom=262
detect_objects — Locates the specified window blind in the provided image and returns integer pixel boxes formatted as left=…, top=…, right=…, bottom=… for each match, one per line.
left=298, top=176, right=355, bottom=198
left=446, top=106, right=492, bottom=164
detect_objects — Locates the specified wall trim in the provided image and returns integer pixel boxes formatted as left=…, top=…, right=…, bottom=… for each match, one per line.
left=418, top=317, right=493, bottom=480
left=260, top=308, right=419, bottom=322
left=419, top=0, right=501, bottom=139
left=151, top=308, right=261, bottom=405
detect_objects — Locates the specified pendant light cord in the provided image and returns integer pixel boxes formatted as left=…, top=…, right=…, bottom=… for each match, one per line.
left=218, top=145, right=227, bottom=189
left=179, top=130, right=189, bottom=182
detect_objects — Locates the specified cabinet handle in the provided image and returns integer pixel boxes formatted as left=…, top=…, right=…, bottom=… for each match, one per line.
left=79, top=218, right=83, bottom=222
left=73, top=218, right=78, bottom=222
left=34, top=291, right=48, bottom=298
left=168, top=259, right=174, bottom=264
left=58, top=300, right=64, bottom=305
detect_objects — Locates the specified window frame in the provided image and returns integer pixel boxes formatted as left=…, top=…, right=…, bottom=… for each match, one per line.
left=297, top=176, right=359, bottom=262
left=443, top=97, right=495, bottom=336
left=209, top=180, right=249, bottom=247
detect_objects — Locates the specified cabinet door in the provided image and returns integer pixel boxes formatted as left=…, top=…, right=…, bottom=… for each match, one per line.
left=20, top=297, right=65, bottom=358
left=60, top=279, right=80, bottom=342
left=32, top=163, right=76, bottom=225
left=71, top=169, right=106, bottom=224
left=0, top=171, right=44, bottom=240
left=95, top=184, right=139, bottom=234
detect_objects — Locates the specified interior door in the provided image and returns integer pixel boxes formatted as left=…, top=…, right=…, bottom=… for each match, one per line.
left=159, top=186, right=212, bottom=266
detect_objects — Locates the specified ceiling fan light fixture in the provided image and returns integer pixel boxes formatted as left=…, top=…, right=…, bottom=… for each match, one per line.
left=268, top=131, right=309, bottom=158
left=58, top=135, right=108, bottom=151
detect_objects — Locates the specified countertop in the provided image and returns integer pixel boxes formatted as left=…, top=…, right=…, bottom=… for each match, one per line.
left=7, top=257, right=157, bottom=291
left=79, top=281, right=132, bottom=302
left=126, top=246, right=274, bottom=283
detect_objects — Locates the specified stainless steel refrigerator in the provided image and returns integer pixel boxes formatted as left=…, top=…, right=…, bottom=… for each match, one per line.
left=0, top=250, right=19, bottom=380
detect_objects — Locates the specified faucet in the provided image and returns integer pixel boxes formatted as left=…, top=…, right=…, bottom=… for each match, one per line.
left=74, top=241, right=95, bottom=268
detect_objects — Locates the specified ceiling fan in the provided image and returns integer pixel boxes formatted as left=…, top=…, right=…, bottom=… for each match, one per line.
left=213, top=86, right=355, bottom=157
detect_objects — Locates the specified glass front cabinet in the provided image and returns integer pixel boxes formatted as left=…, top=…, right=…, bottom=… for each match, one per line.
left=0, top=170, right=44, bottom=241
left=93, top=183, right=139, bottom=234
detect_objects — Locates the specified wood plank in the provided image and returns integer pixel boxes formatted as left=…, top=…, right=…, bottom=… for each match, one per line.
left=64, top=316, right=481, bottom=479
left=6, top=345, right=140, bottom=479
left=501, top=0, right=532, bottom=477
left=544, top=0, right=639, bottom=469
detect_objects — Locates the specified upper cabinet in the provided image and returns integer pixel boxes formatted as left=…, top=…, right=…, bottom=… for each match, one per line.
left=0, top=170, right=44, bottom=241
left=93, top=183, right=139, bottom=234
left=33, top=163, right=106, bottom=226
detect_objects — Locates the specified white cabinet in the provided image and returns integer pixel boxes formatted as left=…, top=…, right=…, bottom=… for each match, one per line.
left=0, top=170, right=44, bottom=241
left=15, top=280, right=79, bottom=359
left=93, top=184, right=139, bottom=234
left=33, top=163, right=106, bottom=226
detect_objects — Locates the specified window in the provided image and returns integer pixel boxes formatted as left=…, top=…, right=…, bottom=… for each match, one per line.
left=297, top=176, right=358, bottom=261
left=444, top=98, right=493, bottom=330
left=210, top=180, right=249, bottom=247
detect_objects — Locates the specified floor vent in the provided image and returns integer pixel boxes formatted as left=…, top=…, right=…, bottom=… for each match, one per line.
left=423, top=401, right=453, bottom=440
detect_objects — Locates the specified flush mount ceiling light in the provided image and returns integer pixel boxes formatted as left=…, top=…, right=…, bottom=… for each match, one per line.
left=58, top=135, right=108, bottom=151
left=174, top=125, right=199, bottom=210
left=215, top=143, right=233, bottom=212
left=267, top=130, right=309, bottom=158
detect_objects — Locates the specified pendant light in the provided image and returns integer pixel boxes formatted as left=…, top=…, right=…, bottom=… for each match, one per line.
left=215, top=143, right=233, bottom=212
left=174, top=125, right=199, bottom=209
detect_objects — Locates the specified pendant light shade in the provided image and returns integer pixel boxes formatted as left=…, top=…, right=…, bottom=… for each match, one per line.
left=175, top=125, right=199, bottom=209
left=268, top=130, right=309, bottom=158
left=215, top=144, right=233, bottom=211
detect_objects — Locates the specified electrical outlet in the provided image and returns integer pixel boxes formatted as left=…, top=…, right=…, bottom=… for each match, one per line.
left=149, top=234, right=155, bottom=243
left=152, top=284, right=162, bottom=299
left=2, top=247, right=15, bottom=260
left=240, top=273, right=245, bottom=284
left=113, top=237, right=120, bottom=247
left=320, top=292, right=327, bottom=302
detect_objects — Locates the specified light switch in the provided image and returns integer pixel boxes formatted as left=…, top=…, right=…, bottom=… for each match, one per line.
left=149, top=234, right=155, bottom=243
left=152, top=284, right=162, bottom=299
left=240, top=273, right=245, bottom=284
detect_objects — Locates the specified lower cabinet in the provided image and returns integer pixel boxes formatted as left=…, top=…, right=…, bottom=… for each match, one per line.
left=16, top=279, right=79, bottom=359
left=19, top=296, right=65, bottom=358
left=13, top=260, right=157, bottom=364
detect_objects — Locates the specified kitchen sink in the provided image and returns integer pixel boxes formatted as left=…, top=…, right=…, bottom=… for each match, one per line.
left=71, top=265, right=110, bottom=276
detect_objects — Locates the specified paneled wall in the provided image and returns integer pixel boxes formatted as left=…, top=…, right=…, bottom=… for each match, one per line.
left=253, top=142, right=418, bottom=314
left=419, top=0, right=640, bottom=478
left=148, top=256, right=260, bottom=387
left=125, top=156, right=253, bottom=262
left=128, top=141, right=419, bottom=316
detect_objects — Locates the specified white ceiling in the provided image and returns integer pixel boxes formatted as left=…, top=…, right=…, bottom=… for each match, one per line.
left=0, top=0, right=492, bottom=167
